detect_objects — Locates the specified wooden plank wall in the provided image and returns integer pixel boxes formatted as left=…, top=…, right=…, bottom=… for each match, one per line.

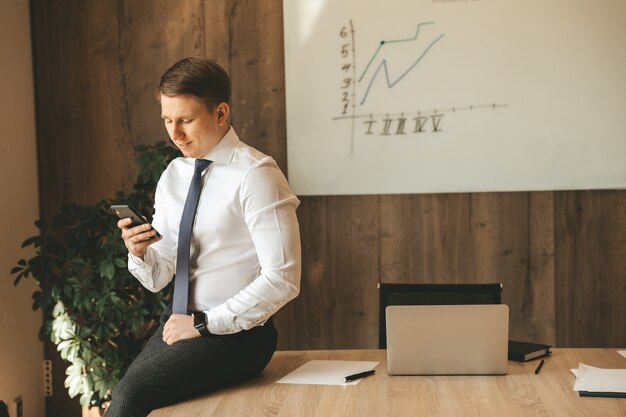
left=30, top=1, right=625, bottom=414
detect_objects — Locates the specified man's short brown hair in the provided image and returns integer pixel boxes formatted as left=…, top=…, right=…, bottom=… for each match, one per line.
left=158, top=57, right=231, bottom=109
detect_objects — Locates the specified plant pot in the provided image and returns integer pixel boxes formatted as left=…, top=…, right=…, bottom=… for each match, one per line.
left=81, top=405, right=105, bottom=417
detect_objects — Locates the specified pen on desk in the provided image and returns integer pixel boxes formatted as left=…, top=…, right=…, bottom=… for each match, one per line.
left=534, top=359, right=545, bottom=375
left=345, top=369, right=376, bottom=382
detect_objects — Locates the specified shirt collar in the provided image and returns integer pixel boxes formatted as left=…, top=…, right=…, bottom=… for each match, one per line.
left=200, top=126, right=239, bottom=164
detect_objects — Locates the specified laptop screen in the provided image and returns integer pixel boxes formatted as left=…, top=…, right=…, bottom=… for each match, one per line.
left=379, top=283, right=502, bottom=348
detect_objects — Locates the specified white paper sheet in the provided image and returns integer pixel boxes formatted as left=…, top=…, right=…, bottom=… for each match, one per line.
left=573, top=363, right=626, bottom=393
left=618, top=350, right=626, bottom=359
left=276, top=360, right=379, bottom=386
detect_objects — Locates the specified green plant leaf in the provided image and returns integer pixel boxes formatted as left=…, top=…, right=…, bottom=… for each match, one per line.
left=13, top=273, right=24, bottom=287
left=67, top=343, right=79, bottom=362
left=32, top=291, right=42, bottom=311
left=52, top=300, right=65, bottom=317
left=66, top=364, right=82, bottom=376
left=21, top=235, right=40, bottom=248
left=113, top=258, right=126, bottom=268
left=66, top=373, right=82, bottom=398
left=11, top=265, right=23, bottom=274
left=138, top=152, right=151, bottom=166
left=79, top=392, right=92, bottom=407
left=100, top=260, right=115, bottom=279
left=82, top=349, right=93, bottom=364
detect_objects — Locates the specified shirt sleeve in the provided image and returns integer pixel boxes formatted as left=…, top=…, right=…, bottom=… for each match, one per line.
left=127, top=180, right=177, bottom=292
left=204, top=159, right=301, bottom=334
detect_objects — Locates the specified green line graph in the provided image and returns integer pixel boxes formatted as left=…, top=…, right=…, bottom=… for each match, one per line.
left=358, top=21, right=438, bottom=82
left=357, top=22, right=445, bottom=105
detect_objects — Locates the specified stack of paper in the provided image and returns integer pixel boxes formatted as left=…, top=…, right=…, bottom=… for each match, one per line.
left=572, top=363, right=626, bottom=398
left=276, top=360, right=379, bottom=386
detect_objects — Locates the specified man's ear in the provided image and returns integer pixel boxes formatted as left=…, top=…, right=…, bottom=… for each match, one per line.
left=216, top=103, right=229, bottom=126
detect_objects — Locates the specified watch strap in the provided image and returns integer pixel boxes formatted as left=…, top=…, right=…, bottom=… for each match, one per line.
left=193, top=312, right=210, bottom=337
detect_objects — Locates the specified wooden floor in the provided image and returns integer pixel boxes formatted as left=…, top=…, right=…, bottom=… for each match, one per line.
left=150, top=348, right=626, bottom=417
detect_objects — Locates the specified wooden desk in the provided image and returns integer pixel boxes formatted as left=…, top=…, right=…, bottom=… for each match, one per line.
left=150, top=349, right=626, bottom=417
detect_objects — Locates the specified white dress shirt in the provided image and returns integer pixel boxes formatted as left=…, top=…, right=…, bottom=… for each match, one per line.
left=128, top=127, right=301, bottom=334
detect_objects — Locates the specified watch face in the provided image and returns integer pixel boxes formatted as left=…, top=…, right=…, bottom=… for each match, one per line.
left=194, top=312, right=206, bottom=327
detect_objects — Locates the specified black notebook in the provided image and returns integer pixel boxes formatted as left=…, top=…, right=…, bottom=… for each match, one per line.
left=579, top=391, right=626, bottom=398
left=508, top=340, right=551, bottom=362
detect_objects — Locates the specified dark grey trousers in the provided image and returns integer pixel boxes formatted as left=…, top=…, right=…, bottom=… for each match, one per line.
left=105, top=307, right=277, bottom=417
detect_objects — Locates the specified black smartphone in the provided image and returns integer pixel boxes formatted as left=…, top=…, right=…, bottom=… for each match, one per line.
left=110, top=204, right=161, bottom=239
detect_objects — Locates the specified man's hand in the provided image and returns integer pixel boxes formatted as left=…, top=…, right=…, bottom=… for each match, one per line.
left=117, top=218, right=162, bottom=259
left=163, top=314, right=201, bottom=345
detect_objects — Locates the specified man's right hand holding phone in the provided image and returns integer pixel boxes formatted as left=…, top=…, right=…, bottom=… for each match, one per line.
left=118, top=218, right=162, bottom=260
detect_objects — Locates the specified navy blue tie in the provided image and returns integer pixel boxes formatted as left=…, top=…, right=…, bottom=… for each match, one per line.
left=173, top=158, right=212, bottom=314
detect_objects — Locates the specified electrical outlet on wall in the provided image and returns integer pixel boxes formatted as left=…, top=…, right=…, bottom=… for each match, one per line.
left=43, top=359, right=53, bottom=397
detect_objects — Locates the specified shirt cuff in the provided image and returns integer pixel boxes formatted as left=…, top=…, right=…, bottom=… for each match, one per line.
left=205, top=304, right=272, bottom=335
left=205, top=305, right=233, bottom=335
left=127, top=252, right=156, bottom=290
left=129, top=253, right=145, bottom=265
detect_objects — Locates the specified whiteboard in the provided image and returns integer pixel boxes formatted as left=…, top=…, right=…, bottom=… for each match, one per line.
left=283, top=0, right=626, bottom=195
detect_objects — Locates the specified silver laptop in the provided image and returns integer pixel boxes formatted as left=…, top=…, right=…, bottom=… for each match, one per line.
left=386, top=304, right=509, bottom=375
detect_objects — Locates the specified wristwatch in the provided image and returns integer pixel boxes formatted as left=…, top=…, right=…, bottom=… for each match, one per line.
left=193, top=312, right=210, bottom=337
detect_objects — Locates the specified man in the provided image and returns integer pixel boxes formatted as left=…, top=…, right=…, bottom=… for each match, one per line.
left=106, top=57, right=301, bottom=416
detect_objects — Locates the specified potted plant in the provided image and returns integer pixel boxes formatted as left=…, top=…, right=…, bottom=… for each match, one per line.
left=11, top=142, right=180, bottom=415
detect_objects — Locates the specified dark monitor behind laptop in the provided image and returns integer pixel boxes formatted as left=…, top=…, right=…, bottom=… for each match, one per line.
left=378, top=283, right=502, bottom=348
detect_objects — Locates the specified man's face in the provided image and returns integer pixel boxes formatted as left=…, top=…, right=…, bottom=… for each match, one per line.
left=160, top=94, right=226, bottom=158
